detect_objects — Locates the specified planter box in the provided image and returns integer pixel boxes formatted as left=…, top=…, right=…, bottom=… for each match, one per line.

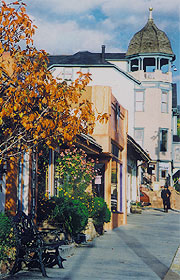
left=130, top=205, right=142, bottom=214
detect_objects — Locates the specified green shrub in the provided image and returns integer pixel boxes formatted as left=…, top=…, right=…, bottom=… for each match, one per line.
left=55, top=148, right=95, bottom=198
left=89, top=197, right=111, bottom=228
left=49, top=190, right=89, bottom=237
left=0, top=212, right=15, bottom=262
left=37, top=195, right=55, bottom=224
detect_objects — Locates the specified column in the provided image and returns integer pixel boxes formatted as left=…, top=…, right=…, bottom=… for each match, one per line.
left=168, top=60, right=171, bottom=72
left=138, top=58, right=140, bottom=71
left=158, top=58, right=161, bottom=70
left=155, top=57, right=158, bottom=70
left=142, top=58, right=144, bottom=71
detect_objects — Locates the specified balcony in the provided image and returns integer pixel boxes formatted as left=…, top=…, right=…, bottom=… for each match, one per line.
left=129, top=70, right=172, bottom=82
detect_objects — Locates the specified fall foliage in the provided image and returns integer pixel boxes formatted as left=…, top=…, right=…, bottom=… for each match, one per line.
left=0, top=0, right=101, bottom=163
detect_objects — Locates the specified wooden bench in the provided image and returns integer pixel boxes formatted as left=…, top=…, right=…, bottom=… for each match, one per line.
left=10, top=211, right=67, bottom=277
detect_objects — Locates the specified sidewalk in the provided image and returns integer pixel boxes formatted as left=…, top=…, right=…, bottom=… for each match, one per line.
left=2, top=208, right=180, bottom=280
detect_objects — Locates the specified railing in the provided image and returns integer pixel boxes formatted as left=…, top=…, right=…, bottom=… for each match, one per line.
left=144, top=72, right=155, bottom=79
left=144, top=72, right=170, bottom=81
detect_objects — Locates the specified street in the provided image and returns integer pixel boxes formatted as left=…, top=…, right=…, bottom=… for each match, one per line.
left=5, top=209, right=180, bottom=280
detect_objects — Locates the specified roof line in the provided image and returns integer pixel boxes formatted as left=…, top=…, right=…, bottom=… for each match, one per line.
left=48, top=63, right=141, bottom=85
left=127, top=134, right=151, bottom=162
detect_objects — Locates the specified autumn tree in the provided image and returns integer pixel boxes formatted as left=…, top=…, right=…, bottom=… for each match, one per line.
left=0, top=0, right=106, bottom=164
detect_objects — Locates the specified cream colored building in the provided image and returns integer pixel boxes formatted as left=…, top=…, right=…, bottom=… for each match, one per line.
left=126, top=8, right=175, bottom=189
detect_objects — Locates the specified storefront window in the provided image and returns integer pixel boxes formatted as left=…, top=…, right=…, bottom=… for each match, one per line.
left=111, top=160, right=118, bottom=211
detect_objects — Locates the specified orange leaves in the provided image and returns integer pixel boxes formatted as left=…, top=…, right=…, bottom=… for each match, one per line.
left=13, top=105, right=18, bottom=111
left=42, top=97, right=47, bottom=104
left=29, top=114, right=35, bottom=122
left=97, top=113, right=109, bottom=124
left=0, top=1, right=99, bottom=162
left=0, top=0, right=34, bottom=52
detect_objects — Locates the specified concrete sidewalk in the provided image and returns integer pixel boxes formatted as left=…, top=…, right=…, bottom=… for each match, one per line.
left=2, top=208, right=180, bottom=280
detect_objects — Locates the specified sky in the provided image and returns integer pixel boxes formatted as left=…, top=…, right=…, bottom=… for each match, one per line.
left=20, top=0, right=180, bottom=103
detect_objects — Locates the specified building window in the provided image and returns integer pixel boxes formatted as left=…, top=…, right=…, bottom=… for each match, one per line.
left=111, top=159, right=118, bottom=211
left=111, top=142, right=119, bottom=158
left=134, top=128, right=144, bottom=147
left=80, top=67, right=89, bottom=74
left=111, top=103, right=120, bottom=132
left=160, top=129, right=168, bottom=152
left=135, top=91, right=144, bottom=112
left=63, top=68, right=73, bottom=80
left=161, top=91, right=168, bottom=113
left=161, top=170, right=167, bottom=178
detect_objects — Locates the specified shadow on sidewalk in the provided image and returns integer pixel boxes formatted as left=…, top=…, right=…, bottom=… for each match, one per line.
left=115, top=229, right=169, bottom=279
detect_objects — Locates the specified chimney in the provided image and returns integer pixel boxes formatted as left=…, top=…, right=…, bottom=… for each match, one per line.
left=101, top=45, right=105, bottom=63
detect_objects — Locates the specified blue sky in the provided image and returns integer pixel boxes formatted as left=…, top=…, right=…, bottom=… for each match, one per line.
left=23, top=0, right=180, bottom=103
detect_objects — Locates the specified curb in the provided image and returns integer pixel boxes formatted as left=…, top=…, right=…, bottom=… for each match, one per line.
left=164, top=246, right=180, bottom=280
left=170, top=246, right=180, bottom=276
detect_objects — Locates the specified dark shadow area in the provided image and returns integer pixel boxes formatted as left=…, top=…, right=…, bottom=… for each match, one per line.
left=169, top=208, right=180, bottom=213
left=3, top=241, right=96, bottom=280
left=151, top=208, right=165, bottom=213
left=115, top=229, right=169, bottom=279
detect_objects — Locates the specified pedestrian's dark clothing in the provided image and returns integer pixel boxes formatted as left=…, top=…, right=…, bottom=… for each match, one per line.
left=161, top=188, right=171, bottom=212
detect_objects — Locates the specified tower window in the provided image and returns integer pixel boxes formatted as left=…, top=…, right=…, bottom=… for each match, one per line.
left=161, top=91, right=168, bottom=113
left=143, top=58, right=155, bottom=72
left=130, top=59, right=139, bottom=72
left=160, top=129, right=168, bottom=152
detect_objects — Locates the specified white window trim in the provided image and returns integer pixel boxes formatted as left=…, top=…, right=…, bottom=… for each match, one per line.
left=161, top=90, right=169, bottom=113
left=134, top=128, right=144, bottom=147
left=160, top=128, right=168, bottom=152
left=135, top=90, right=145, bottom=112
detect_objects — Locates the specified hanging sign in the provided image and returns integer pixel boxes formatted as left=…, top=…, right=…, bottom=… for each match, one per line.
left=95, top=175, right=102, bottom=185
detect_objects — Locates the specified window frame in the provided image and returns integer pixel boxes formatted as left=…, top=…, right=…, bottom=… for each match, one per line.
left=63, top=67, right=73, bottom=81
left=160, top=128, right=168, bottom=152
left=135, top=90, right=145, bottom=112
left=161, top=90, right=169, bottom=113
left=134, top=128, right=144, bottom=147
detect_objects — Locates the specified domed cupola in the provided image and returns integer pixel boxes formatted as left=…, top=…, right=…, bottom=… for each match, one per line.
left=126, top=8, right=175, bottom=73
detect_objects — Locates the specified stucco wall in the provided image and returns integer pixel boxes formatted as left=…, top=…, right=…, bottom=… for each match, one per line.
left=53, top=66, right=136, bottom=137
left=135, top=86, right=172, bottom=161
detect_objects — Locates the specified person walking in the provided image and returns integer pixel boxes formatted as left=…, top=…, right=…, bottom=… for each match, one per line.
left=161, top=185, right=171, bottom=212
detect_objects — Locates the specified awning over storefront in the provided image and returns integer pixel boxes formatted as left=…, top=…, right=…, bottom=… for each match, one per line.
left=127, top=134, right=151, bottom=162
left=76, top=133, right=102, bottom=155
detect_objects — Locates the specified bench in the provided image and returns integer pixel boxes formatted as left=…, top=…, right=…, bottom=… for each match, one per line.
left=10, top=211, right=67, bottom=277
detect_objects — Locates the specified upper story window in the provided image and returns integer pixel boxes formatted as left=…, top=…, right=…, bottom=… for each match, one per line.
left=111, top=103, right=120, bottom=132
left=80, top=67, right=89, bottom=74
left=63, top=68, right=73, bottom=81
left=161, top=91, right=168, bottom=113
left=160, top=129, right=168, bottom=152
left=134, top=128, right=144, bottom=147
left=135, top=91, right=144, bottom=112
left=111, top=142, right=119, bottom=158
